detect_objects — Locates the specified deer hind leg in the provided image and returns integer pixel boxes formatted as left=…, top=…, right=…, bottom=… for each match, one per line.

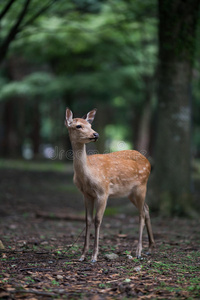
left=129, top=185, right=147, bottom=258
left=79, top=197, right=94, bottom=261
left=143, top=203, right=155, bottom=254
left=91, top=196, right=108, bottom=263
left=129, top=187, right=155, bottom=258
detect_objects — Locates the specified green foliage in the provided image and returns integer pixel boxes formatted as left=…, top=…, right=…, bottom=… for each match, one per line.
left=1, top=0, right=158, bottom=104
left=0, top=72, right=66, bottom=100
left=0, top=0, right=200, bottom=165
left=0, top=0, right=159, bottom=149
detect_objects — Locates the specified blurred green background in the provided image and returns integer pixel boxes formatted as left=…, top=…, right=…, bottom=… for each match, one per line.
left=0, top=0, right=200, bottom=216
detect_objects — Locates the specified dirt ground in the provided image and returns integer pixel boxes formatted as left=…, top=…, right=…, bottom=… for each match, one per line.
left=0, top=166, right=200, bottom=299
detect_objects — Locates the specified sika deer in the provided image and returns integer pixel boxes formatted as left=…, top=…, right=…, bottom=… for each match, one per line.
left=65, top=108, right=155, bottom=262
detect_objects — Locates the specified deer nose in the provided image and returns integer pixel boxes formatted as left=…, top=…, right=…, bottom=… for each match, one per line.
left=93, top=132, right=99, bottom=139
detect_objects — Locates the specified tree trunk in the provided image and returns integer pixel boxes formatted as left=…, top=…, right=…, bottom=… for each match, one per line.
left=135, top=77, right=153, bottom=154
left=135, top=101, right=152, bottom=154
left=2, top=100, right=14, bottom=157
left=95, top=105, right=108, bottom=154
left=151, top=0, right=200, bottom=216
left=1, top=57, right=30, bottom=158
left=32, top=100, right=40, bottom=157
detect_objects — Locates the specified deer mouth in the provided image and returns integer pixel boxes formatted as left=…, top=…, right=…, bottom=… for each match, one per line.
left=89, top=137, right=98, bottom=142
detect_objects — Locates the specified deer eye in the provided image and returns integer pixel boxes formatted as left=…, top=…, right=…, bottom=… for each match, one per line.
left=76, top=125, right=82, bottom=129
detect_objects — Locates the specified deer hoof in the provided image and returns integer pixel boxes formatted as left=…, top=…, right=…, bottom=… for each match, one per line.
left=91, top=259, right=97, bottom=263
left=137, top=256, right=143, bottom=260
left=79, top=256, right=85, bottom=262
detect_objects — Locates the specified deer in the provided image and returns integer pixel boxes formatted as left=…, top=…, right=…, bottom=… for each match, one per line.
left=65, top=108, right=155, bottom=263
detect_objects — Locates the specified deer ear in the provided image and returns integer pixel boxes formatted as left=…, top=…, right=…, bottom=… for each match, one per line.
left=65, top=108, right=73, bottom=127
left=82, top=108, right=97, bottom=124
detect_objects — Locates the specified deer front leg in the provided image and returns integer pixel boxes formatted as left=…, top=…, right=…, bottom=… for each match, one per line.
left=79, top=198, right=94, bottom=261
left=91, top=196, right=107, bottom=263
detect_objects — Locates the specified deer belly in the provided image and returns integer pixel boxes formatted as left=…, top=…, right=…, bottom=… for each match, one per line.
left=109, top=180, right=136, bottom=198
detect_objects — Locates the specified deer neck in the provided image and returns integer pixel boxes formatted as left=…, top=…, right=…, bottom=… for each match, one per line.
left=72, top=142, right=89, bottom=175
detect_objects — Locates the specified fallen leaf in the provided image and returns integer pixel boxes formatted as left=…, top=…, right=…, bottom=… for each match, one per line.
left=0, top=240, right=5, bottom=249
left=117, top=234, right=128, bottom=238
left=105, top=253, right=119, bottom=260
left=124, top=278, right=131, bottom=283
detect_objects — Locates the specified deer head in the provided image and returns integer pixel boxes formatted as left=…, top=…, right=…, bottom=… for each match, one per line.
left=65, top=108, right=99, bottom=144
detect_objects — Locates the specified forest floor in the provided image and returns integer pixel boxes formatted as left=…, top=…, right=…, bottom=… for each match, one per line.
left=0, top=160, right=200, bottom=299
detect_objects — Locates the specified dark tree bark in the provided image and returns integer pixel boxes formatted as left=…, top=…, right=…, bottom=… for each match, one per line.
left=151, top=0, right=200, bottom=216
